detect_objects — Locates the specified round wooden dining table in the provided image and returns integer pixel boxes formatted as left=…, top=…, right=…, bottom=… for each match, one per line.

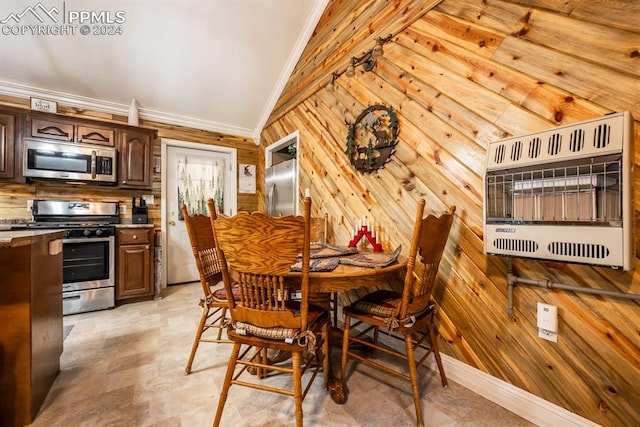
left=283, top=255, right=407, bottom=291
left=283, top=255, right=408, bottom=404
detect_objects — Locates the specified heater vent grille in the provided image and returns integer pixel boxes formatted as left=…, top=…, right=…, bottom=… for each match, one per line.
left=548, top=133, right=562, bottom=155
left=493, top=238, right=538, bottom=253
left=495, top=144, right=505, bottom=164
left=548, top=242, right=610, bottom=259
left=570, top=129, right=585, bottom=152
left=511, top=140, right=522, bottom=161
left=486, top=113, right=627, bottom=170
left=594, top=123, right=611, bottom=149
left=528, top=137, right=541, bottom=159
left=484, top=111, right=634, bottom=270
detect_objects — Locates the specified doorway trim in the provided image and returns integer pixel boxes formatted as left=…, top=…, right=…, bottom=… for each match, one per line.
left=265, top=130, right=299, bottom=214
left=160, top=138, right=237, bottom=290
left=265, top=130, right=299, bottom=168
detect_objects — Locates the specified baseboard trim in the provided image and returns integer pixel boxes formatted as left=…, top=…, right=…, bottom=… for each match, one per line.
left=429, top=354, right=599, bottom=427
left=375, top=333, right=600, bottom=427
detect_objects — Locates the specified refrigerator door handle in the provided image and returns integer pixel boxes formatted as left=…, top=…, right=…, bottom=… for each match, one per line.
left=267, top=183, right=276, bottom=215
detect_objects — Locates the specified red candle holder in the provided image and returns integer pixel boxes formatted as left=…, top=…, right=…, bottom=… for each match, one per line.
left=348, top=226, right=383, bottom=252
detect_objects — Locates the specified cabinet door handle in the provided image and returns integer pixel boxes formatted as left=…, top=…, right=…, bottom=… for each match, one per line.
left=132, top=235, right=138, bottom=239
left=145, top=245, right=150, bottom=250
left=37, top=125, right=70, bottom=139
left=81, top=131, right=110, bottom=142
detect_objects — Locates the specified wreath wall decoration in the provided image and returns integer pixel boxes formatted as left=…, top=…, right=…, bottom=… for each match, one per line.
left=345, top=104, right=399, bottom=173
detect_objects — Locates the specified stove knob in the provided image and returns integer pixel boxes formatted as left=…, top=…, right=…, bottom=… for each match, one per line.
left=95, top=229, right=103, bottom=236
left=83, top=229, right=91, bottom=237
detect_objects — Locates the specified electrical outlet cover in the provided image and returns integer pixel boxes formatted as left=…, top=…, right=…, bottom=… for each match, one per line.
left=538, top=328, right=558, bottom=343
left=537, top=302, right=558, bottom=343
left=537, top=302, right=558, bottom=332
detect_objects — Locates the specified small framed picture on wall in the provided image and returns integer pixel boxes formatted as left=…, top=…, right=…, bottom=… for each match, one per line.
left=239, top=164, right=256, bottom=194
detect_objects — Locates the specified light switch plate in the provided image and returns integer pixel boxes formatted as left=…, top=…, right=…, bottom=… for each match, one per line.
left=142, top=194, right=154, bottom=205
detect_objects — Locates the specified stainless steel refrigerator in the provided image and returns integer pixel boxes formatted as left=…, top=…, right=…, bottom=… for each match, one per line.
left=265, top=159, right=297, bottom=216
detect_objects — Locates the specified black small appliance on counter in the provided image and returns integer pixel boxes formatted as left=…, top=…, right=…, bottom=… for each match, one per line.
left=132, top=197, right=149, bottom=224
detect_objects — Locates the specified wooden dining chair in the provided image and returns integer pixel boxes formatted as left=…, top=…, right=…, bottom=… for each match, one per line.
left=340, top=200, right=456, bottom=427
left=181, top=204, right=235, bottom=375
left=209, top=197, right=331, bottom=427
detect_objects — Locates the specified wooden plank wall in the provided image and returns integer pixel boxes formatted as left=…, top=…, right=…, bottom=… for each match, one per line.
left=0, top=95, right=259, bottom=228
left=260, top=0, right=640, bottom=425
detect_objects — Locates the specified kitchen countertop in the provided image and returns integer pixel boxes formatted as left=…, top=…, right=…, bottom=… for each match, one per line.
left=0, top=230, right=66, bottom=248
left=0, top=223, right=155, bottom=232
left=116, top=223, right=155, bottom=228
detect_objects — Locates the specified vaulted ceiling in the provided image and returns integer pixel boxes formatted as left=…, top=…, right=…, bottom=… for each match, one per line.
left=0, top=0, right=328, bottom=139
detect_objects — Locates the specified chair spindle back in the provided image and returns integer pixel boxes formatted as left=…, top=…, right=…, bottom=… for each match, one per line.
left=399, top=200, right=456, bottom=321
left=209, top=198, right=312, bottom=331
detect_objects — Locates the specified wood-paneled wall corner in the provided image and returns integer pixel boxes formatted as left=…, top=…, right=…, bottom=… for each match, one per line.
left=259, top=1, right=640, bottom=426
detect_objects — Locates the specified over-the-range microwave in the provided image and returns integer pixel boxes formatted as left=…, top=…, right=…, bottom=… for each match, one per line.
left=23, top=138, right=117, bottom=184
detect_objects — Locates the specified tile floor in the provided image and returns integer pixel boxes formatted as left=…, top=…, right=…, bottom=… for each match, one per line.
left=29, top=283, right=534, bottom=427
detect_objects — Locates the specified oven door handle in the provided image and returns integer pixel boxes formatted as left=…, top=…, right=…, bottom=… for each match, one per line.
left=63, top=236, right=114, bottom=244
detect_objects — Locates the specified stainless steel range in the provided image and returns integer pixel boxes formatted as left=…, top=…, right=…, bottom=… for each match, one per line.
left=14, top=200, right=119, bottom=315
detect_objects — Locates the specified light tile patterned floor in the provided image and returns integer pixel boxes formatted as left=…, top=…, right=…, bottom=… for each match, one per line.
left=29, top=283, right=535, bottom=427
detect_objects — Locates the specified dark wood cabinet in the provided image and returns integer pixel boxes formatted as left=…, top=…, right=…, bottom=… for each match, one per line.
left=77, top=124, right=115, bottom=146
left=30, top=116, right=75, bottom=142
left=0, top=107, right=155, bottom=188
left=116, top=227, right=154, bottom=301
left=118, top=128, right=153, bottom=189
left=0, top=112, right=17, bottom=179
left=16, top=109, right=156, bottom=188
left=0, top=231, right=64, bottom=427
left=30, top=116, right=116, bottom=147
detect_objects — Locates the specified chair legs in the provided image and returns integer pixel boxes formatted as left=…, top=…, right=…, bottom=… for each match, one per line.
left=185, top=304, right=228, bottom=374
left=341, top=314, right=447, bottom=427
left=322, top=323, right=330, bottom=390
left=405, top=333, right=424, bottom=427
left=292, top=351, right=303, bottom=427
left=428, top=324, right=448, bottom=387
left=213, top=330, right=329, bottom=427
left=213, top=342, right=240, bottom=427
left=185, top=305, right=209, bottom=374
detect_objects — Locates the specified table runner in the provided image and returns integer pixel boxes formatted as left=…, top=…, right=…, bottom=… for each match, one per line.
left=290, top=244, right=401, bottom=272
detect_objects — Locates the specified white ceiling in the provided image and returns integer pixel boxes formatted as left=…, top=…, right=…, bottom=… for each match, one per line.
left=0, top=0, right=328, bottom=140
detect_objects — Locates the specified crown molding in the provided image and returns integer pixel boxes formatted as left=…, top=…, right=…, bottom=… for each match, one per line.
left=0, top=80, right=256, bottom=140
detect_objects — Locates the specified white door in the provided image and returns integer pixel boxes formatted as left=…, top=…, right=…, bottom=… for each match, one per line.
left=164, top=143, right=236, bottom=285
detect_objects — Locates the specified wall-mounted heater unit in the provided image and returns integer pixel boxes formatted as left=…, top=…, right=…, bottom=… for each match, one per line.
left=484, top=111, right=634, bottom=270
